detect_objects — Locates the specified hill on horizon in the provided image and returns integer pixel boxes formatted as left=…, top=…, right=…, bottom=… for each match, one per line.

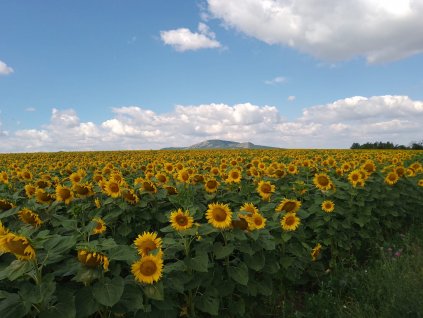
left=161, top=139, right=277, bottom=150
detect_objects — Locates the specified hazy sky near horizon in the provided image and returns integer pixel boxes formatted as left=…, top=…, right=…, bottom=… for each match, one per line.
left=1, top=0, right=423, bottom=152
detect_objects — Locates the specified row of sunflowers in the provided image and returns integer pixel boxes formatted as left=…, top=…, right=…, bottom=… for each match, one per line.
left=0, top=149, right=422, bottom=317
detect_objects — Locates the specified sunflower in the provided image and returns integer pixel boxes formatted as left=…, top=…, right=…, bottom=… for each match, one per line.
left=131, top=254, right=163, bottom=284
left=0, top=199, right=15, bottom=211
left=275, top=198, right=301, bottom=213
left=77, top=249, right=109, bottom=270
left=35, top=179, right=51, bottom=189
left=72, top=183, right=94, bottom=198
left=155, top=173, right=168, bottom=184
left=231, top=218, right=249, bottom=231
left=140, top=181, right=157, bottom=194
left=239, top=202, right=259, bottom=216
left=20, top=169, right=33, bottom=181
left=348, top=170, right=363, bottom=187
left=69, top=172, right=83, bottom=184
left=321, top=200, right=335, bottom=213
left=205, top=179, right=219, bottom=193
left=247, top=213, right=266, bottom=230
left=55, top=185, right=74, bottom=205
left=362, top=161, right=376, bottom=174
left=164, top=185, right=178, bottom=195
left=287, top=164, right=298, bottom=175
left=418, top=179, right=423, bottom=187
left=104, top=180, right=122, bottom=198
left=18, top=208, right=43, bottom=227
left=122, top=189, right=140, bottom=205
left=313, top=173, right=332, bottom=191
left=206, top=203, right=233, bottom=229
left=0, top=221, right=8, bottom=236
left=134, top=232, right=162, bottom=257
left=311, top=243, right=322, bottom=261
left=385, top=172, right=399, bottom=186
left=91, top=217, right=106, bottom=235
left=35, top=188, right=54, bottom=204
left=170, top=209, right=194, bottom=231
left=0, top=232, right=36, bottom=260
left=94, top=198, right=101, bottom=208
left=24, top=184, right=37, bottom=198
left=0, top=171, right=8, bottom=184
left=280, top=212, right=301, bottom=231
left=177, top=169, right=190, bottom=183
left=257, top=180, right=275, bottom=201
left=226, top=169, right=242, bottom=183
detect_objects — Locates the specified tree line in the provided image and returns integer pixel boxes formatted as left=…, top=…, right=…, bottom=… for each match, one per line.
left=350, top=140, right=423, bottom=150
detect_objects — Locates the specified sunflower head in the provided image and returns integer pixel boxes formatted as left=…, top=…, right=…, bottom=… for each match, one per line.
left=0, top=199, right=15, bottom=211
left=321, top=200, right=335, bottom=213
left=0, top=232, right=36, bottom=260
left=72, top=183, right=94, bottom=198
left=257, top=180, right=275, bottom=201
left=226, top=169, right=242, bottom=183
left=275, top=198, right=301, bottom=213
left=105, top=180, right=122, bottom=198
left=36, top=188, right=54, bottom=204
left=170, top=209, right=194, bottom=231
left=131, top=254, right=163, bottom=284
left=77, top=249, right=109, bottom=271
left=311, top=243, right=322, bottom=261
left=55, top=185, right=74, bottom=205
left=313, top=173, right=332, bottom=191
left=239, top=203, right=259, bottom=216
left=134, top=232, right=162, bottom=257
left=122, top=189, right=140, bottom=205
left=24, top=184, right=37, bottom=198
left=206, top=203, right=233, bottom=229
left=280, top=212, right=301, bottom=231
left=385, top=172, right=399, bottom=186
left=91, top=217, right=106, bottom=235
left=18, top=208, right=43, bottom=227
left=247, top=213, right=266, bottom=230
left=205, top=179, right=219, bottom=193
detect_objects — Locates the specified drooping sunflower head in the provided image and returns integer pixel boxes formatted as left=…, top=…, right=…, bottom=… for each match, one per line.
left=77, top=249, right=109, bottom=271
left=140, top=181, right=157, bottom=194
left=72, top=183, right=94, bottom=198
left=311, top=243, right=322, bottom=261
left=313, top=173, right=332, bottom=191
left=24, top=184, right=37, bottom=198
left=122, top=189, right=140, bottom=205
left=18, top=208, right=43, bottom=227
left=170, top=209, right=194, bottom=231
left=131, top=254, right=163, bottom=285
left=0, top=171, right=8, bottom=184
left=0, top=199, right=15, bottom=211
left=280, top=212, right=301, bottom=231
left=0, top=232, right=36, bottom=260
left=257, top=180, right=275, bottom=201
left=55, top=185, right=74, bottom=205
left=231, top=218, right=249, bottom=231
left=206, top=203, right=233, bottom=229
left=275, top=198, right=301, bottom=213
left=164, top=185, right=178, bottom=195
left=204, top=179, right=219, bottom=193
left=321, top=200, right=335, bottom=213
left=91, top=217, right=107, bottom=235
left=35, top=188, right=54, bottom=204
left=134, top=232, right=162, bottom=257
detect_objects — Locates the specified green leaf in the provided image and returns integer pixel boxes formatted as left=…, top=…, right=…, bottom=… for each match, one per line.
left=228, top=262, right=249, bottom=286
left=0, top=207, right=19, bottom=220
left=19, top=274, right=56, bottom=305
left=0, top=260, right=33, bottom=281
left=39, top=288, right=75, bottom=318
left=114, top=283, right=144, bottom=312
left=228, top=297, right=245, bottom=316
left=244, top=251, right=265, bottom=271
left=143, top=282, right=164, bottom=301
left=108, top=245, right=138, bottom=263
left=185, top=252, right=209, bottom=272
left=213, top=242, right=234, bottom=260
left=0, top=293, right=31, bottom=318
left=92, top=276, right=124, bottom=307
left=75, top=287, right=99, bottom=318
left=196, top=294, right=219, bottom=316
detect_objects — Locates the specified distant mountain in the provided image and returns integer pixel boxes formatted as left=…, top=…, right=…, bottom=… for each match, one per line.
left=161, top=139, right=277, bottom=150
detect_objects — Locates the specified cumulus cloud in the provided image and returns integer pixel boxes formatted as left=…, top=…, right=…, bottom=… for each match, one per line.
left=0, top=95, right=422, bottom=152
left=160, top=22, right=221, bottom=51
left=206, top=0, right=423, bottom=63
left=287, top=96, right=296, bottom=101
left=0, top=60, right=14, bottom=75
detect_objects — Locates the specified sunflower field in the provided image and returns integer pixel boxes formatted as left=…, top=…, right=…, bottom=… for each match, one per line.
left=0, top=149, right=422, bottom=317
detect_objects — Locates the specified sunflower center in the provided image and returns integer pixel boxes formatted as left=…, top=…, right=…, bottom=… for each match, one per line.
left=140, top=240, right=157, bottom=254
left=140, top=260, right=157, bottom=276
left=0, top=201, right=13, bottom=210
left=283, top=202, right=296, bottom=212
left=212, top=207, right=227, bottom=222
left=6, top=238, right=28, bottom=256
left=78, top=186, right=89, bottom=195
left=285, top=216, right=295, bottom=226
left=59, top=188, right=71, bottom=199
left=317, top=176, right=329, bottom=186
left=261, top=184, right=272, bottom=193
left=207, top=180, right=217, bottom=188
left=351, top=174, right=359, bottom=181
left=254, top=217, right=263, bottom=226
left=389, top=174, right=397, bottom=181
left=176, top=215, right=188, bottom=226
left=109, top=183, right=119, bottom=193
left=96, top=223, right=103, bottom=230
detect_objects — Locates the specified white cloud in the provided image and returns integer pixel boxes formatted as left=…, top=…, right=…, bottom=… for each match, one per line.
left=0, top=95, right=422, bottom=152
left=25, top=107, right=36, bottom=112
left=206, top=0, right=423, bottom=63
left=264, top=76, right=286, bottom=85
left=160, top=23, right=221, bottom=51
left=287, top=96, right=296, bottom=102
left=0, top=60, right=14, bottom=75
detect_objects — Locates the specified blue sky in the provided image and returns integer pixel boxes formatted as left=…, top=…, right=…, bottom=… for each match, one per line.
left=1, top=0, right=423, bottom=152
